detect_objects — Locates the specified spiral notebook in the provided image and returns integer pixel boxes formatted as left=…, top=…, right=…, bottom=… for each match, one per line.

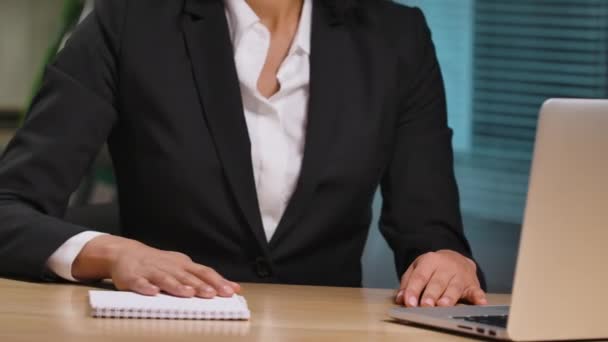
left=89, top=290, right=250, bottom=320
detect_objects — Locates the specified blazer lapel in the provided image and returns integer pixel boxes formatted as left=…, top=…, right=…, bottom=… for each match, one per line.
left=181, top=0, right=268, bottom=250
left=269, top=1, right=350, bottom=248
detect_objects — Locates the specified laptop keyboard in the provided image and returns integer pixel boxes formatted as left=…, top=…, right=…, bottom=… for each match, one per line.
left=453, top=315, right=509, bottom=328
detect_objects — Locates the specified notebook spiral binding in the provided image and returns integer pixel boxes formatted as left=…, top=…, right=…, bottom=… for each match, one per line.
left=89, top=291, right=250, bottom=320
left=91, top=307, right=250, bottom=320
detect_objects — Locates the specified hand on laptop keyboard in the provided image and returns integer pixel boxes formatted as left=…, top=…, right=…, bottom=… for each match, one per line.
left=395, top=250, right=487, bottom=308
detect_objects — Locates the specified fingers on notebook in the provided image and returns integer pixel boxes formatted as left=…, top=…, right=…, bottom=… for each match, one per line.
left=188, top=265, right=236, bottom=297
left=143, top=269, right=222, bottom=298
left=171, top=270, right=217, bottom=298
left=229, top=281, right=242, bottom=293
left=147, top=270, right=196, bottom=297
left=138, top=264, right=240, bottom=298
left=112, top=252, right=241, bottom=298
left=131, top=277, right=160, bottom=296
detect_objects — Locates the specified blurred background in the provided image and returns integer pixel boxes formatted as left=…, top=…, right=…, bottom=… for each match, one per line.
left=0, top=0, right=607, bottom=292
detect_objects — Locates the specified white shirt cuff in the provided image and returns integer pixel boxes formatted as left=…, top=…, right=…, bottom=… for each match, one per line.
left=46, top=231, right=108, bottom=282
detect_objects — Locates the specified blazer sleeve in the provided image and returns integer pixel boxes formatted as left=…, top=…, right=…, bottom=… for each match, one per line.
left=379, top=8, right=486, bottom=289
left=0, top=0, right=125, bottom=280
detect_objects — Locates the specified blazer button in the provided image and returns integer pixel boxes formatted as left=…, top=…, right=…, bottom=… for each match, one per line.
left=255, top=257, right=272, bottom=278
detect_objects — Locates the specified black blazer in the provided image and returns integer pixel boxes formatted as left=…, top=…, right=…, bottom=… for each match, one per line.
left=0, top=0, right=481, bottom=287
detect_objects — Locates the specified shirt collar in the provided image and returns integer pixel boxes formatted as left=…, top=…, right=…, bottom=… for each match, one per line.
left=224, top=0, right=312, bottom=55
left=292, top=0, right=312, bottom=55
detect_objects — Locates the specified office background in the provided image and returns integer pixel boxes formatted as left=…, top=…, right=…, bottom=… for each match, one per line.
left=0, top=0, right=607, bottom=292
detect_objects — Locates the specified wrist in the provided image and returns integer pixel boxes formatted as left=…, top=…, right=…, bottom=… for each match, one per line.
left=72, top=235, right=142, bottom=280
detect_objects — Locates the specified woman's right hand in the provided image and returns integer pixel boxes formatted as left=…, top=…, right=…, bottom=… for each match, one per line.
left=71, top=235, right=240, bottom=298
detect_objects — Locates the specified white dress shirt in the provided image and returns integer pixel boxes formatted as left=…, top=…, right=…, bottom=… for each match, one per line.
left=46, top=0, right=313, bottom=281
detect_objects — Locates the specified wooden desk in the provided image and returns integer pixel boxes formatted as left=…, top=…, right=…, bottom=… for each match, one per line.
left=0, top=278, right=510, bottom=342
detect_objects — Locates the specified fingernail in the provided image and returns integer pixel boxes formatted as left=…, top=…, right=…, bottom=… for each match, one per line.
left=202, top=286, right=215, bottom=294
left=408, top=296, right=418, bottom=307
left=422, top=297, right=435, bottom=306
left=230, top=282, right=241, bottom=293
left=147, top=285, right=160, bottom=294
left=438, top=297, right=450, bottom=306
left=182, top=285, right=194, bottom=292
left=222, top=285, right=234, bottom=295
left=479, top=298, right=488, bottom=305
left=396, top=290, right=404, bottom=303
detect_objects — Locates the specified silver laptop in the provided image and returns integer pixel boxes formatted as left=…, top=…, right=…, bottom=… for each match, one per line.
left=389, top=99, right=608, bottom=341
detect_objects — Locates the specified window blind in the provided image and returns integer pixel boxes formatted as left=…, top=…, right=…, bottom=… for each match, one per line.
left=397, top=0, right=608, bottom=223
left=460, top=0, right=608, bottom=222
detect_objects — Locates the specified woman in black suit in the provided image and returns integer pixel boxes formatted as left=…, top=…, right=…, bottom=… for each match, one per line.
left=0, top=0, right=486, bottom=308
